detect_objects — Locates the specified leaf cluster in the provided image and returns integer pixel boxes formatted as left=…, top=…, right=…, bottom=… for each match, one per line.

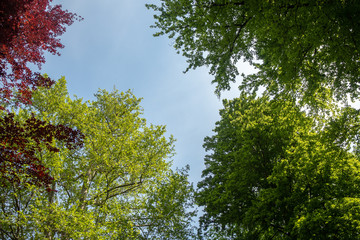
left=0, top=0, right=82, bottom=106
left=0, top=111, right=83, bottom=192
left=148, top=0, right=360, bottom=103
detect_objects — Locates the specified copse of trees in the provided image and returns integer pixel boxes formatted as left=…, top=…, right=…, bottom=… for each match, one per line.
left=197, top=94, right=360, bottom=239
left=2, top=0, right=360, bottom=239
left=1, top=1, right=197, bottom=239
left=148, top=0, right=360, bottom=239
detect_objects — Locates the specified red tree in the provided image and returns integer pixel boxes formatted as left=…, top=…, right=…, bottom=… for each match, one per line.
left=0, top=113, right=84, bottom=191
left=0, top=0, right=82, bottom=106
left=0, top=0, right=83, bottom=190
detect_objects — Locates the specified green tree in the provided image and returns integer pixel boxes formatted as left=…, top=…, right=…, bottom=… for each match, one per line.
left=196, top=94, right=360, bottom=239
left=147, top=0, right=360, bottom=102
left=0, top=78, right=196, bottom=239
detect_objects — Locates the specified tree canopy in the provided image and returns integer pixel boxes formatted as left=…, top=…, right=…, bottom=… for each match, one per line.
left=147, top=0, right=360, bottom=102
left=148, top=1, right=360, bottom=238
left=196, top=94, right=360, bottom=239
left=0, top=0, right=83, bottom=191
left=0, top=0, right=82, bottom=106
left=0, top=78, right=196, bottom=239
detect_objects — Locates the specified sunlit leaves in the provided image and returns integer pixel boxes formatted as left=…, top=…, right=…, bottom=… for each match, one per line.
left=0, top=78, right=196, bottom=239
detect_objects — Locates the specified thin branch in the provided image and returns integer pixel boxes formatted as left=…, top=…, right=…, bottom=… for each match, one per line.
left=229, top=17, right=252, bottom=54
left=270, top=223, right=291, bottom=237
left=205, top=1, right=245, bottom=8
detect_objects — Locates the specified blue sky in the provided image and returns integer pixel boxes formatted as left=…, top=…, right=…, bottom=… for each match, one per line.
left=41, top=0, right=256, bottom=185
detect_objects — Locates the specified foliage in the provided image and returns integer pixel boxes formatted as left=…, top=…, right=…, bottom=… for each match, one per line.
left=0, top=0, right=82, bottom=106
left=0, top=0, right=83, bottom=191
left=0, top=112, right=83, bottom=192
left=0, top=78, right=196, bottom=239
left=149, top=2, right=360, bottom=238
left=197, top=94, right=360, bottom=239
left=147, top=0, right=360, bottom=102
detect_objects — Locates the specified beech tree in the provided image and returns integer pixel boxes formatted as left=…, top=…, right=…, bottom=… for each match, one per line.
left=0, top=112, right=83, bottom=192
left=147, top=1, right=360, bottom=102
left=0, top=0, right=81, bottom=106
left=0, top=78, right=196, bottom=239
left=197, top=94, right=360, bottom=239
left=0, top=0, right=83, bottom=190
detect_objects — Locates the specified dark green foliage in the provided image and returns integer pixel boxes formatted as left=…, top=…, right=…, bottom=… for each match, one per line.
left=148, top=0, right=360, bottom=102
left=197, top=94, right=360, bottom=239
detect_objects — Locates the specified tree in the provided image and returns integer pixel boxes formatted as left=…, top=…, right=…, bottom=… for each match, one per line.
left=0, top=0, right=83, bottom=190
left=0, top=0, right=81, bottom=106
left=196, top=94, right=360, bottom=239
left=0, top=78, right=196, bottom=239
left=0, top=112, right=83, bottom=192
left=147, top=1, right=360, bottom=102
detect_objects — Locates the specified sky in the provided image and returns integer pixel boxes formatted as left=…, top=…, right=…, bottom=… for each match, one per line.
left=41, top=0, right=256, bottom=185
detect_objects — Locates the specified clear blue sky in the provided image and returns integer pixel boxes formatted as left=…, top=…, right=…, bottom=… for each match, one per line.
left=42, top=0, right=256, bottom=185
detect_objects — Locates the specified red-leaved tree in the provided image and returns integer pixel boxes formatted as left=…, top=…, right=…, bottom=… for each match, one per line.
left=0, top=113, right=84, bottom=191
left=0, top=0, right=83, bottom=190
left=0, top=0, right=82, bottom=106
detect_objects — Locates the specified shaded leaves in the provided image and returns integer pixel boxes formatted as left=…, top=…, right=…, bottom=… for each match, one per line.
left=0, top=112, right=84, bottom=191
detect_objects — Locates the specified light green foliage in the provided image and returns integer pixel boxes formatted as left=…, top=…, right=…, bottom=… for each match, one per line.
left=147, top=0, right=360, bottom=102
left=197, top=94, right=360, bottom=239
left=0, top=77, right=196, bottom=239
